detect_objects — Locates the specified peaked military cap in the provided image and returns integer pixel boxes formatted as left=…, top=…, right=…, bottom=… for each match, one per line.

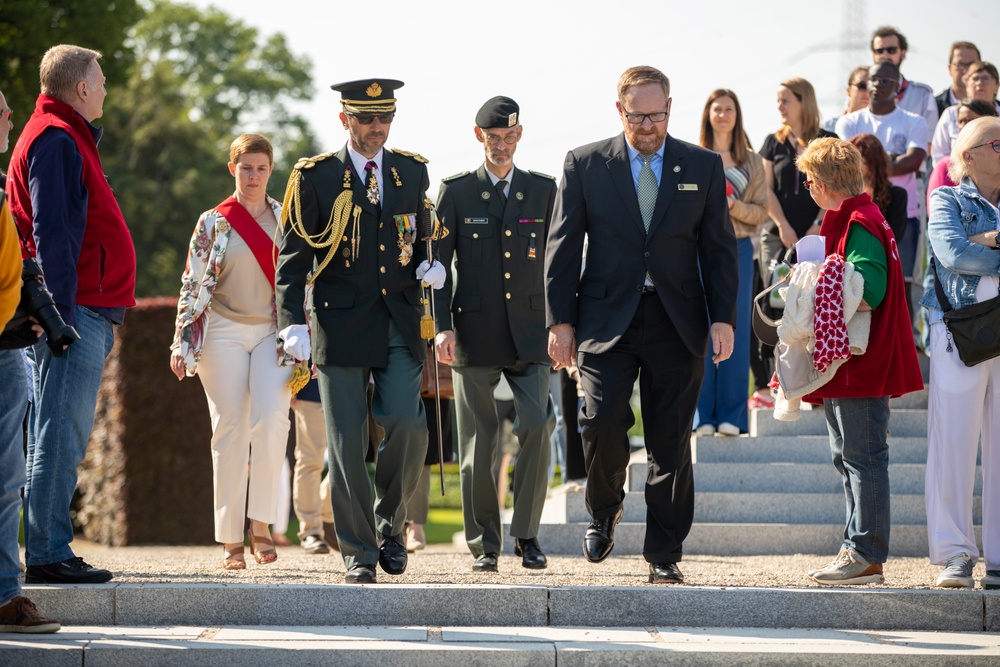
left=331, top=78, right=404, bottom=113
left=476, top=96, right=519, bottom=128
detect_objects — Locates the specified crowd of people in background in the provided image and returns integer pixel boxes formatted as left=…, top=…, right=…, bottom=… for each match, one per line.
left=2, top=22, right=1000, bottom=632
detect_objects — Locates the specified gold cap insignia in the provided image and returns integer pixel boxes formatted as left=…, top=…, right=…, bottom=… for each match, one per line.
left=508, top=112, right=518, bottom=127
left=366, top=82, right=382, bottom=98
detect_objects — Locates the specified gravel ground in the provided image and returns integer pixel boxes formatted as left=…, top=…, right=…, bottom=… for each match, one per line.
left=40, top=540, right=992, bottom=590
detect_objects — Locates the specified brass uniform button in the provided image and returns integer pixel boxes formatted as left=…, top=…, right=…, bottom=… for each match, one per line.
left=505, top=293, right=511, bottom=300
left=472, top=233, right=479, bottom=239
left=505, top=230, right=512, bottom=237
left=380, top=267, right=386, bottom=274
left=504, top=273, right=511, bottom=279
left=504, top=251, right=510, bottom=258
left=457, top=307, right=463, bottom=313
left=380, top=244, right=385, bottom=251
left=381, top=288, right=387, bottom=296
left=323, top=301, right=329, bottom=308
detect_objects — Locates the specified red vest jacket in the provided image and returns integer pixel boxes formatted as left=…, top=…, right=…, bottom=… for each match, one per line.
left=806, top=193, right=923, bottom=401
left=6, top=95, right=136, bottom=309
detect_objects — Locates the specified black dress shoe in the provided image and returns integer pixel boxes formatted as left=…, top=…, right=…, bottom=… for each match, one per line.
left=25, top=557, right=113, bottom=584
left=648, top=562, right=684, bottom=584
left=583, top=507, right=624, bottom=563
left=345, top=564, right=377, bottom=584
left=514, top=538, right=548, bottom=569
left=378, top=533, right=408, bottom=575
left=472, top=553, right=498, bottom=572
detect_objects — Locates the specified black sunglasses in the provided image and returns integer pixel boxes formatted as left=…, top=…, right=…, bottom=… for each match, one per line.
left=349, top=112, right=395, bottom=125
left=873, top=46, right=900, bottom=55
left=851, top=81, right=868, bottom=91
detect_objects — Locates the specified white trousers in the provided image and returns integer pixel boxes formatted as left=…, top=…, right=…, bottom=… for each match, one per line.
left=197, top=313, right=292, bottom=543
left=926, top=321, right=1000, bottom=568
left=291, top=398, right=333, bottom=538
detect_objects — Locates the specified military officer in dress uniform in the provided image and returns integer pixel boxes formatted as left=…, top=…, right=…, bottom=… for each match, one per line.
left=434, top=97, right=556, bottom=572
left=276, top=78, right=446, bottom=584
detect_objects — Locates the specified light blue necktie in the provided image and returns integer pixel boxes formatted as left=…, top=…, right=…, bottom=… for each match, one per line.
left=637, top=154, right=658, bottom=231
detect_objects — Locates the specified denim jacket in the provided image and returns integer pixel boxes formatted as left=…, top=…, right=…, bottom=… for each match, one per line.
left=920, top=178, right=1000, bottom=314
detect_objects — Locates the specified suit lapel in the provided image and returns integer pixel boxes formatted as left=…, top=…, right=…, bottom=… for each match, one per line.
left=343, top=144, right=379, bottom=218
left=476, top=165, right=506, bottom=222
left=606, top=134, right=647, bottom=237
left=380, top=150, right=398, bottom=220
left=646, top=136, right=684, bottom=238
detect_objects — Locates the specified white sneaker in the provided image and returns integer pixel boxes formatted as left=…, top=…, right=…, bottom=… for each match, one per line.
left=694, top=424, right=716, bottom=436
left=936, top=552, right=975, bottom=589
left=809, top=547, right=884, bottom=585
left=717, top=422, right=740, bottom=437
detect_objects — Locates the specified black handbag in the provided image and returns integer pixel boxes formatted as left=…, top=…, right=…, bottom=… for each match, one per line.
left=932, top=258, right=1000, bottom=366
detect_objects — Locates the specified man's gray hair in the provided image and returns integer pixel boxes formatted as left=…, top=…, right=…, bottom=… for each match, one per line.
left=40, top=45, right=102, bottom=103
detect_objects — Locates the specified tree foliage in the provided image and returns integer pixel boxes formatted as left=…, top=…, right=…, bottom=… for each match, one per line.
left=0, top=0, right=142, bottom=151
left=99, top=2, right=318, bottom=296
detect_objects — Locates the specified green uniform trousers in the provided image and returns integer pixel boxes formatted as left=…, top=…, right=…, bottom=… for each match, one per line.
left=316, top=319, right=427, bottom=570
left=454, top=360, right=553, bottom=556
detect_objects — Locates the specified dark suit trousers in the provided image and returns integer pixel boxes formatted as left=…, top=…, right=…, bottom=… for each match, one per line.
left=577, top=292, right=704, bottom=563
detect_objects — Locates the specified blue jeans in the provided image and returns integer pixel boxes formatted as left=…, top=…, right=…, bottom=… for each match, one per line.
left=898, top=217, right=920, bottom=279
left=823, top=396, right=891, bottom=564
left=695, top=236, right=752, bottom=432
left=24, top=306, right=115, bottom=566
left=0, top=349, right=29, bottom=604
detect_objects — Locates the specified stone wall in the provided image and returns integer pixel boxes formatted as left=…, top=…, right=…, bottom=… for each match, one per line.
left=77, top=297, right=216, bottom=545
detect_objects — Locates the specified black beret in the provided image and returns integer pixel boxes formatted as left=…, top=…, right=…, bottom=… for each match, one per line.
left=476, top=96, right=519, bottom=128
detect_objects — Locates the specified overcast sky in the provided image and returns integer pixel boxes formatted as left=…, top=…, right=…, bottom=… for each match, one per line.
left=188, top=0, right=1000, bottom=191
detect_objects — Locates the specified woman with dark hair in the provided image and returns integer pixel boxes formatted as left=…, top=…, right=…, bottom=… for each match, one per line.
left=692, top=89, right=768, bottom=436
left=849, top=134, right=908, bottom=243
left=822, top=67, right=871, bottom=133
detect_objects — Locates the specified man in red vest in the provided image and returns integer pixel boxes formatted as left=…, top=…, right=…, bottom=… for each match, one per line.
left=5, top=45, right=136, bottom=584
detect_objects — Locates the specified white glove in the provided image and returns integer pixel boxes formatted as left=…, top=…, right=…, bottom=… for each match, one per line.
left=417, top=259, right=447, bottom=290
left=278, top=324, right=311, bottom=360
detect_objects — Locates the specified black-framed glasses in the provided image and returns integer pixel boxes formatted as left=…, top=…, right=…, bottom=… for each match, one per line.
left=349, top=112, right=395, bottom=125
left=483, top=132, right=518, bottom=146
left=873, top=46, right=899, bottom=55
left=851, top=81, right=868, bottom=91
left=622, top=110, right=668, bottom=125
left=968, top=139, right=1000, bottom=154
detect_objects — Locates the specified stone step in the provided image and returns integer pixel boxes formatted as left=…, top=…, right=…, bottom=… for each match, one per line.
left=499, top=522, right=978, bottom=558
left=891, top=387, right=928, bottom=409
left=5, top=624, right=999, bottom=666
left=751, top=408, right=928, bottom=438
left=552, top=489, right=982, bottom=525
left=17, top=584, right=999, bottom=632
left=691, top=436, right=933, bottom=465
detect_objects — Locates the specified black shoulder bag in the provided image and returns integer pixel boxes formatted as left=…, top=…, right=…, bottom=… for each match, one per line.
left=932, top=257, right=1000, bottom=366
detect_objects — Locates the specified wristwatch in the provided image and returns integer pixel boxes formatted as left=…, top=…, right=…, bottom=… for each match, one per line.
left=994, top=233, right=1000, bottom=249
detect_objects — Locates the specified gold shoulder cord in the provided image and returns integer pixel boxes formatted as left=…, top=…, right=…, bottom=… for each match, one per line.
left=280, top=164, right=358, bottom=286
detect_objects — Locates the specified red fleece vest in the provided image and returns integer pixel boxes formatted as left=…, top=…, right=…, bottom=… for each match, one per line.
left=6, top=95, right=136, bottom=309
left=805, top=193, right=923, bottom=401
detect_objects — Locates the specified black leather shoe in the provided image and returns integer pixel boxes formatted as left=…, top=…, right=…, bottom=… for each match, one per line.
left=514, top=537, right=548, bottom=569
left=472, top=553, right=498, bottom=572
left=378, top=533, right=408, bottom=575
left=583, top=507, right=624, bottom=563
left=25, top=557, right=113, bottom=584
left=344, top=564, right=377, bottom=584
left=648, top=562, right=684, bottom=584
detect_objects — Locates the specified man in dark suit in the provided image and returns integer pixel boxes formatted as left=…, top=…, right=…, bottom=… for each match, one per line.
left=934, top=41, right=980, bottom=117
left=434, top=96, right=556, bottom=573
left=545, top=65, right=738, bottom=584
left=276, top=78, right=445, bottom=584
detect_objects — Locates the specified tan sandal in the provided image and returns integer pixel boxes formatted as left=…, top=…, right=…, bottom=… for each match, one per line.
left=248, top=528, right=277, bottom=564
left=223, top=544, right=246, bottom=570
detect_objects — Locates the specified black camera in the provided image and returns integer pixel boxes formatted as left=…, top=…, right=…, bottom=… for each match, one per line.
left=0, top=257, right=80, bottom=355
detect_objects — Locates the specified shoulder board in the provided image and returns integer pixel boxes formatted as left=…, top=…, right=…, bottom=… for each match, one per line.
left=442, top=171, right=471, bottom=183
left=292, top=151, right=334, bottom=171
left=391, top=148, right=429, bottom=163
left=528, top=169, right=556, bottom=181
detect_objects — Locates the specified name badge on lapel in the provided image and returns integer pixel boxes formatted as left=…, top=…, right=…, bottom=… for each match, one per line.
left=678, top=184, right=699, bottom=191
left=464, top=218, right=488, bottom=225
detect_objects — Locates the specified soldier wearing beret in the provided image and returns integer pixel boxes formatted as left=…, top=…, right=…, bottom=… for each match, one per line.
left=435, top=96, right=556, bottom=572
left=276, top=78, right=445, bottom=584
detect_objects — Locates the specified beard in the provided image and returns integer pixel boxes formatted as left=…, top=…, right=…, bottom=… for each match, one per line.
left=351, top=126, right=387, bottom=156
left=627, top=127, right=666, bottom=154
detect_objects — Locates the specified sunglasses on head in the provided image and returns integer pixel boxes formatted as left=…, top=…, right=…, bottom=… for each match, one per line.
left=873, top=46, right=899, bottom=55
left=349, top=112, right=395, bottom=125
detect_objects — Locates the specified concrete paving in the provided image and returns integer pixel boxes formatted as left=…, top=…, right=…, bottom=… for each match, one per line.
left=2, top=625, right=998, bottom=666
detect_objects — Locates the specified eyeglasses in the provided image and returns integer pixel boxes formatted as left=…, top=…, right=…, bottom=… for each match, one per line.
left=483, top=132, right=518, bottom=146
left=968, top=74, right=997, bottom=85
left=968, top=139, right=1000, bottom=154
left=868, top=76, right=895, bottom=87
left=951, top=61, right=975, bottom=71
left=873, top=46, right=900, bottom=55
left=851, top=81, right=868, bottom=91
left=622, top=110, right=669, bottom=124
left=349, top=112, right=395, bottom=125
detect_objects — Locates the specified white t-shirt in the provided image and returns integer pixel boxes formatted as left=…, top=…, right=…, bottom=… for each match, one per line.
left=836, top=107, right=930, bottom=218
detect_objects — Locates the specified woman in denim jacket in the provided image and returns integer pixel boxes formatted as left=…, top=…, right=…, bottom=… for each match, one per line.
left=921, top=116, right=1000, bottom=590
